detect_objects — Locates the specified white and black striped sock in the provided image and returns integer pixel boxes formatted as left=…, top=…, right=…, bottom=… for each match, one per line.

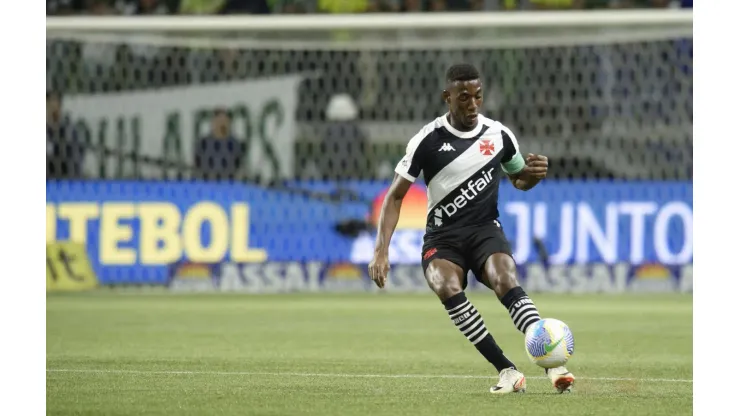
left=443, top=292, right=516, bottom=372
left=500, top=287, right=541, bottom=334
left=447, top=295, right=489, bottom=345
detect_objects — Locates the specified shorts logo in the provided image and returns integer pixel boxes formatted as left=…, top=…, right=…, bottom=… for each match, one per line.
left=423, top=248, right=438, bottom=260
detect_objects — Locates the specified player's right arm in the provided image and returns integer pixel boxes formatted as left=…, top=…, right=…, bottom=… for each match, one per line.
left=369, top=129, right=427, bottom=289
left=369, top=174, right=413, bottom=288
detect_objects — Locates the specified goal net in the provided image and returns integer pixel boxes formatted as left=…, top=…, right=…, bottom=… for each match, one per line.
left=47, top=11, right=692, bottom=183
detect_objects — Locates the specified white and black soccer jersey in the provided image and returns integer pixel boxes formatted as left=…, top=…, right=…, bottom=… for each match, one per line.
left=395, top=114, right=525, bottom=236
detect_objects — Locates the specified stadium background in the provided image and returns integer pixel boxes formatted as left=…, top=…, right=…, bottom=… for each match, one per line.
left=45, top=3, right=693, bottom=415
left=46, top=1, right=693, bottom=295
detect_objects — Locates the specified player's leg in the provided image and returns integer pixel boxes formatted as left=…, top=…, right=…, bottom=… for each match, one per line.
left=422, top=253, right=525, bottom=394
left=470, top=225, right=575, bottom=393
left=479, top=253, right=575, bottom=392
left=479, top=253, right=541, bottom=334
left=466, top=222, right=540, bottom=334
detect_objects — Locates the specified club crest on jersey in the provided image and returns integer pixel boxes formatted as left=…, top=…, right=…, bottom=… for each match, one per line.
left=479, top=140, right=495, bottom=156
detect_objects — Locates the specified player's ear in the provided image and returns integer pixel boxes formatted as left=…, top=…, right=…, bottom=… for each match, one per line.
left=441, top=90, right=450, bottom=104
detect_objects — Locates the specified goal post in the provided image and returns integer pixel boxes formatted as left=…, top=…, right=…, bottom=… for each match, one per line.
left=46, top=10, right=693, bottom=182
left=46, top=10, right=693, bottom=32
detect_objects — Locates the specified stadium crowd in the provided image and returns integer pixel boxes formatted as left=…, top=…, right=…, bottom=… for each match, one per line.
left=48, top=0, right=692, bottom=15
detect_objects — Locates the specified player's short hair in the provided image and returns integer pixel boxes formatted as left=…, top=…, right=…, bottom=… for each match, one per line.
left=445, top=64, right=480, bottom=84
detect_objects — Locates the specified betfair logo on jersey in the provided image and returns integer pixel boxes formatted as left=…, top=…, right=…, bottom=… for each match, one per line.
left=433, top=167, right=497, bottom=226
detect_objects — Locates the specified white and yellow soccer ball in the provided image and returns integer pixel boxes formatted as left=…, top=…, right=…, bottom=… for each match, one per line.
left=524, top=318, right=575, bottom=369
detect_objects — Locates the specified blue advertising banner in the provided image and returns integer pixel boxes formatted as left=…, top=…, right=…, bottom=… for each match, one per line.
left=46, top=180, right=692, bottom=285
left=167, top=261, right=693, bottom=294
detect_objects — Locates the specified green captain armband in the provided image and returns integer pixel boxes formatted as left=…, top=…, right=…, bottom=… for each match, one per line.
left=501, top=153, right=525, bottom=175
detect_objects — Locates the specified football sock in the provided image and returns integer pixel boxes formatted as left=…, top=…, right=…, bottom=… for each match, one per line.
left=443, top=292, right=516, bottom=372
left=500, top=286, right=542, bottom=334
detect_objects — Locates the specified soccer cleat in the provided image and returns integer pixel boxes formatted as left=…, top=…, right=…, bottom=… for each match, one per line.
left=546, top=366, right=575, bottom=393
left=490, top=368, right=526, bottom=394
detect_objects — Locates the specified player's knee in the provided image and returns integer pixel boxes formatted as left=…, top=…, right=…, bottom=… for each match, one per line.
left=486, top=267, right=519, bottom=298
left=483, top=256, right=520, bottom=297
left=425, top=266, right=462, bottom=300
left=492, top=272, right=519, bottom=296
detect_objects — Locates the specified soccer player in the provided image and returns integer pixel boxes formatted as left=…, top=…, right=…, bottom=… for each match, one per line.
left=368, top=64, right=575, bottom=394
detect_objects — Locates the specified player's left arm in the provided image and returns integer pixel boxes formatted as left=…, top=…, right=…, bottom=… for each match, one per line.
left=499, top=125, right=548, bottom=191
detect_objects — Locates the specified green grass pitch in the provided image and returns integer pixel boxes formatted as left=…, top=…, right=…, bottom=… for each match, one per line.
left=47, top=292, right=692, bottom=415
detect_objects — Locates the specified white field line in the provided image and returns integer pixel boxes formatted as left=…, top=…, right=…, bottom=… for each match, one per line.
left=46, top=369, right=692, bottom=383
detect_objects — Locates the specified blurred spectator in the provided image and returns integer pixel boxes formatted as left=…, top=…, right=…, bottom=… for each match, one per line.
left=219, top=0, right=271, bottom=14
left=86, top=0, right=117, bottom=14
left=446, top=0, right=475, bottom=11
left=115, top=0, right=173, bottom=14
left=194, top=108, right=247, bottom=181
left=368, top=1, right=399, bottom=12
left=399, top=0, right=423, bottom=12
left=638, top=0, right=673, bottom=7
left=429, top=0, right=447, bottom=11
left=47, top=92, right=86, bottom=179
left=277, top=0, right=312, bottom=13
left=48, top=0, right=83, bottom=14
left=319, top=94, right=371, bottom=180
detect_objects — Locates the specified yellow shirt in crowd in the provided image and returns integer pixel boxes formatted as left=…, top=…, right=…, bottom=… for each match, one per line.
left=529, top=0, right=577, bottom=8
left=179, top=0, right=226, bottom=14
left=318, top=0, right=369, bottom=13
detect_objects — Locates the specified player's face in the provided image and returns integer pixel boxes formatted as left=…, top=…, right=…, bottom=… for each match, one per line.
left=445, top=79, right=483, bottom=130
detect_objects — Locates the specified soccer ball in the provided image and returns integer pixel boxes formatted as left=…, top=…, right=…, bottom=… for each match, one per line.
left=524, top=318, right=575, bottom=369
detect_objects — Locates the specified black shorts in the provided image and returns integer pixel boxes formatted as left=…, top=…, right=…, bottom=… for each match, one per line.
left=421, top=219, right=513, bottom=289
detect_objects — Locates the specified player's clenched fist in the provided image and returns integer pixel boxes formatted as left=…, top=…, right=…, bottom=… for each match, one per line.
left=523, top=153, right=549, bottom=179
left=368, top=253, right=390, bottom=289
